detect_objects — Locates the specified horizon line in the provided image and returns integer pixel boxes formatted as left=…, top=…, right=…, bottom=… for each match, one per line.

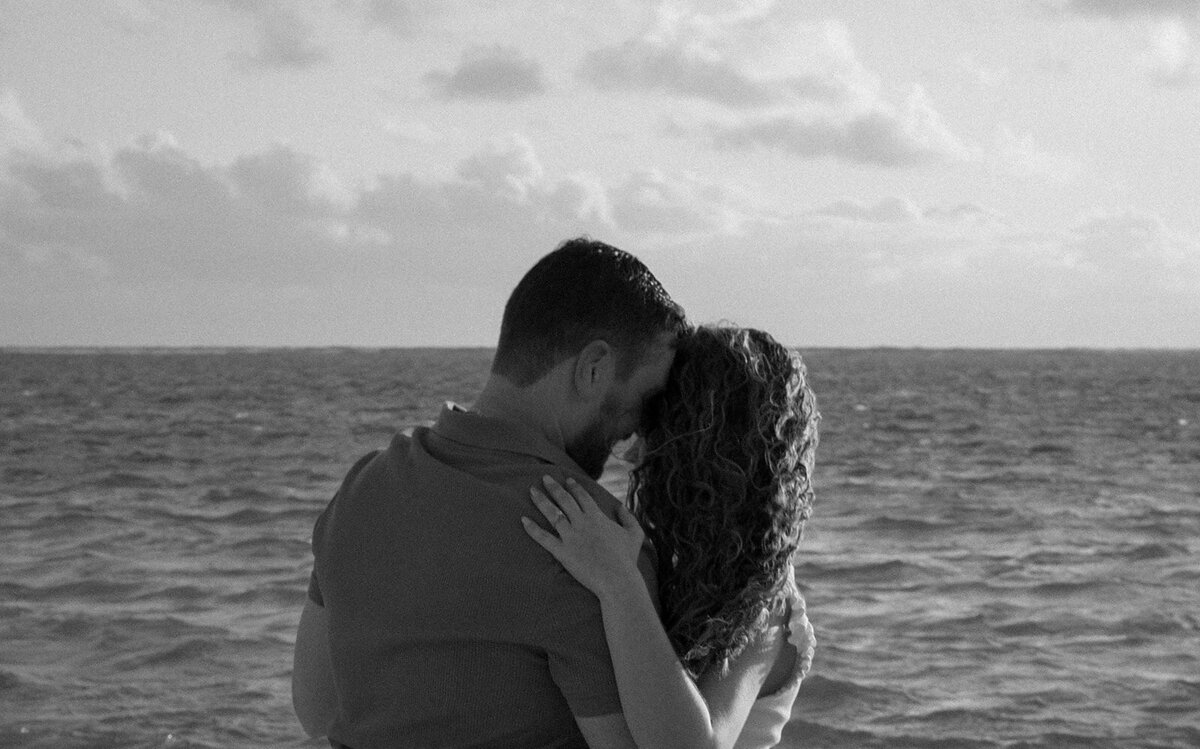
left=4, top=344, right=1199, bottom=354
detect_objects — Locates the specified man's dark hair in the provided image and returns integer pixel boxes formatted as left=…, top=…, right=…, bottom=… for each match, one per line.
left=492, top=237, right=688, bottom=387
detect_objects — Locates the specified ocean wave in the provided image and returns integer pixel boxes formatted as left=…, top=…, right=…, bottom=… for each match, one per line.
left=992, top=620, right=1055, bottom=638
left=199, top=486, right=280, bottom=503
left=144, top=505, right=313, bottom=525
left=781, top=718, right=893, bottom=748
left=222, top=584, right=307, bottom=607
left=795, top=673, right=920, bottom=716
left=18, top=578, right=144, bottom=603
left=1162, top=566, right=1200, bottom=583
left=130, top=584, right=215, bottom=605
left=3, top=466, right=49, bottom=482
left=1015, top=547, right=1095, bottom=566
left=796, top=558, right=951, bottom=586
left=1136, top=678, right=1200, bottom=715
left=110, top=637, right=221, bottom=670
left=222, top=535, right=312, bottom=559
left=0, top=669, right=24, bottom=691
left=1114, top=541, right=1189, bottom=561
left=281, top=466, right=338, bottom=482
left=1022, top=579, right=1124, bottom=597
left=784, top=717, right=1003, bottom=749
left=93, top=471, right=186, bottom=490
left=123, top=450, right=178, bottom=465
left=1116, top=610, right=1200, bottom=637
left=855, top=515, right=952, bottom=534
left=1027, top=442, right=1075, bottom=456
left=1005, top=731, right=1127, bottom=749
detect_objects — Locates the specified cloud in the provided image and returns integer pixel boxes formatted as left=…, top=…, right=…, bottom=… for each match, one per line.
left=200, top=0, right=327, bottom=69
left=576, top=12, right=862, bottom=108
left=3, top=95, right=1195, bottom=346
left=239, top=6, right=326, bottom=69
left=354, top=136, right=611, bottom=276
left=577, top=12, right=969, bottom=168
left=810, top=197, right=923, bottom=224
left=1, top=134, right=346, bottom=284
left=808, top=197, right=998, bottom=225
left=606, top=170, right=750, bottom=234
left=363, top=0, right=416, bottom=33
left=1048, top=0, right=1200, bottom=19
left=1061, top=209, right=1200, bottom=282
left=792, top=200, right=1197, bottom=290
left=958, top=53, right=1012, bottom=88
left=671, top=198, right=1199, bottom=346
left=424, top=46, right=548, bottom=101
left=346, top=0, right=443, bottom=35
left=382, top=118, right=444, bottom=144
left=0, top=128, right=613, bottom=295
left=0, top=91, right=46, bottom=155
left=1141, top=18, right=1197, bottom=85
left=989, top=125, right=1082, bottom=182
left=710, top=86, right=971, bottom=167
left=103, top=0, right=170, bottom=34
left=814, top=204, right=1200, bottom=297
left=1046, top=1, right=1199, bottom=86
left=453, top=135, right=546, bottom=200
left=577, top=39, right=785, bottom=107
left=228, top=145, right=354, bottom=215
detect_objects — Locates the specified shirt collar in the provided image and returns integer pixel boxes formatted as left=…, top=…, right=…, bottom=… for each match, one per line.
left=431, top=402, right=586, bottom=474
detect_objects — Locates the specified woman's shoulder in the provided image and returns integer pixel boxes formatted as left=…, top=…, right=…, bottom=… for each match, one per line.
left=733, top=571, right=815, bottom=749
left=756, top=570, right=815, bottom=698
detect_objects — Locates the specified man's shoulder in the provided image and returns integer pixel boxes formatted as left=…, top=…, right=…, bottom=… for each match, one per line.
left=355, top=430, right=419, bottom=473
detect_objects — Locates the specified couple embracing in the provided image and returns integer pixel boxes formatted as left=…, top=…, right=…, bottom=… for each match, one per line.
left=292, top=238, right=819, bottom=749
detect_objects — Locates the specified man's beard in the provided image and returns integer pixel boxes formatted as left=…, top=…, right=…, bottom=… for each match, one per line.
left=565, top=418, right=613, bottom=480
left=565, top=398, right=622, bottom=480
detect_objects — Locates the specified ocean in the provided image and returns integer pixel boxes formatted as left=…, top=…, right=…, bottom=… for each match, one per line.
left=1, top=348, right=1197, bottom=748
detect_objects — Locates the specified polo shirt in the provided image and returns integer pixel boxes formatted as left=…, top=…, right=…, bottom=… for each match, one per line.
left=309, top=404, right=657, bottom=748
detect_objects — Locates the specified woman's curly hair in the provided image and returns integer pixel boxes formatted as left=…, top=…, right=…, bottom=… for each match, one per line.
left=629, top=325, right=819, bottom=679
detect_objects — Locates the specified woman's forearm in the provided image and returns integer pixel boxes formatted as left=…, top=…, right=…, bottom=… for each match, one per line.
left=521, top=477, right=767, bottom=747
left=596, top=580, right=719, bottom=749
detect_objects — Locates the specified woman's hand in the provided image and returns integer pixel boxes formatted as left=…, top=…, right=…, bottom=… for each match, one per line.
left=522, top=475, right=645, bottom=601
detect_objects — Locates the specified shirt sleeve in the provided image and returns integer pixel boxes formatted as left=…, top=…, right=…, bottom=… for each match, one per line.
left=543, top=579, right=625, bottom=718
left=541, top=537, right=660, bottom=718
left=308, top=449, right=382, bottom=610
left=306, top=570, right=324, bottom=607
left=541, top=474, right=661, bottom=717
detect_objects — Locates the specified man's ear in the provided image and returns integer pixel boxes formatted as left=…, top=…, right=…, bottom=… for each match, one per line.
left=572, top=339, right=615, bottom=401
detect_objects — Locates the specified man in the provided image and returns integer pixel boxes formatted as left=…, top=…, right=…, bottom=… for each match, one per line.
left=292, top=237, right=688, bottom=748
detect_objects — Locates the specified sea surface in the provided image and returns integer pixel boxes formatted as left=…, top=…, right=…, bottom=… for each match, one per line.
left=1, top=348, right=1198, bottom=748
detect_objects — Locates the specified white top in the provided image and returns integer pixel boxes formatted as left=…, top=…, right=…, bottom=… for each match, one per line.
left=733, top=567, right=815, bottom=749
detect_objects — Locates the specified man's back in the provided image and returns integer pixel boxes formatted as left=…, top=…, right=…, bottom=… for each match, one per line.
left=310, top=407, right=655, bottom=748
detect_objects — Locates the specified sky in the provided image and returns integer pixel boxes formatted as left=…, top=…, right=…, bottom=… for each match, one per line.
left=1, top=0, right=1198, bottom=348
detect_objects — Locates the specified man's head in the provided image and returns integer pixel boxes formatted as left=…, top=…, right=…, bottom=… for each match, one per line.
left=563, top=329, right=677, bottom=478
left=492, top=237, right=688, bottom=477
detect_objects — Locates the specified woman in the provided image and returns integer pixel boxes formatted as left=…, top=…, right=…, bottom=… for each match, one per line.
left=523, top=325, right=819, bottom=749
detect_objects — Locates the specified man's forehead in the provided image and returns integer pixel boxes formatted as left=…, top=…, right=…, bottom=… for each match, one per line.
left=637, top=335, right=676, bottom=385
left=648, top=331, right=680, bottom=358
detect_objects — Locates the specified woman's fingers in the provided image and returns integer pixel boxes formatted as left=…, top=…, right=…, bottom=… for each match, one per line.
left=533, top=475, right=640, bottom=539
left=529, top=487, right=572, bottom=532
left=614, top=501, right=639, bottom=530
left=521, top=516, right=563, bottom=555
left=560, top=476, right=599, bottom=513
left=541, top=475, right=584, bottom=519
left=614, top=502, right=645, bottom=545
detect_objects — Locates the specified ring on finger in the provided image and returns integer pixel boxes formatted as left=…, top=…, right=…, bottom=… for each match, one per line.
left=552, top=511, right=567, bottom=526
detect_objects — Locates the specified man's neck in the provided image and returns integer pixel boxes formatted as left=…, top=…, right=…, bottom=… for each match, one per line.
left=471, top=375, right=568, bottom=450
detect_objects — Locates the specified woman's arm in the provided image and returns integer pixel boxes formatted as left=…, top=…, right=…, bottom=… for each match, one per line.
left=523, top=476, right=784, bottom=749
